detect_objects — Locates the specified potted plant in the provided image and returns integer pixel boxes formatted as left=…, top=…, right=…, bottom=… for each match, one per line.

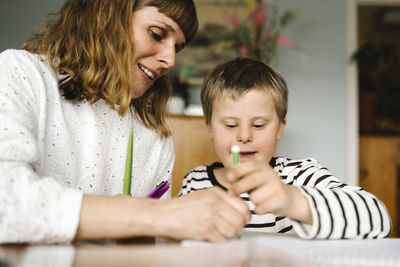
left=210, top=0, right=300, bottom=66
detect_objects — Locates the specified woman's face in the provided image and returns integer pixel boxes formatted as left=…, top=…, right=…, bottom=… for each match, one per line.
left=130, top=6, right=185, bottom=98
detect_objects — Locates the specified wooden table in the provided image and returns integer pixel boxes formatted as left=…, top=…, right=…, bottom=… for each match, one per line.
left=1, top=232, right=399, bottom=266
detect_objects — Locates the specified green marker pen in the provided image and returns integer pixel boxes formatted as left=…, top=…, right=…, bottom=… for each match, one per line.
left=231, top=145, right=242, bottom=239
left=231, top=145, right=240, bottom=167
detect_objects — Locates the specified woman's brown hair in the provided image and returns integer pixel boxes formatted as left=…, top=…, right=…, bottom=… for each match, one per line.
left=22, top=0, right=198, bottom=138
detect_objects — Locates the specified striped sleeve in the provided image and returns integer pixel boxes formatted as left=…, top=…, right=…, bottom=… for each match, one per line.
left=178, top=166, right=212, bottom=196
left=284, top=158, right=392, bottom=239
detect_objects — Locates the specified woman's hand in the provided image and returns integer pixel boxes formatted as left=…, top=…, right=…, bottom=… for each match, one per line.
left=226, top=155, right=312, bottom=224
left=155, top=187, right=250, bottom=242
left=75, top=188, right=249, bottom=242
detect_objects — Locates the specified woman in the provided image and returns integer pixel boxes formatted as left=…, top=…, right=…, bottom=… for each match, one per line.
left=0, top=0, right=249, bottom=243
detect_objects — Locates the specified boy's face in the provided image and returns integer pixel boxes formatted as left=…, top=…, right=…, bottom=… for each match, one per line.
left=207, top=89, right=286, bottom=168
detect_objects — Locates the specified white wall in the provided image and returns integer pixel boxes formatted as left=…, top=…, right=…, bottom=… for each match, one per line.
left=274, top=0, right=352, bottom=183
left=0, top=0, right=64, bottom=51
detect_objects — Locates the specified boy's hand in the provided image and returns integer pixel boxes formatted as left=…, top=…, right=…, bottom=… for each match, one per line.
left=226, top=155, right=312, bottom=224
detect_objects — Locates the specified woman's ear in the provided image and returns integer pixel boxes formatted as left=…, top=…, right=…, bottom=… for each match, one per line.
left=277, top=118, right=287, bottom=141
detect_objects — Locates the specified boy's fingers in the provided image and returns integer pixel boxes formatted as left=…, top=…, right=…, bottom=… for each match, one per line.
left=226, top=162, right=255, bottom=183
left=226, top=171, right=235, bottom=182
left=229, top=170, right=266, bottom=196
left=226, top=154, right=266, bottom=181
left=249, top=184, right=270, bottom=204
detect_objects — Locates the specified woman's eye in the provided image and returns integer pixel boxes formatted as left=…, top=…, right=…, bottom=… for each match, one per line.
left=150, top=30, right=162, bottom=42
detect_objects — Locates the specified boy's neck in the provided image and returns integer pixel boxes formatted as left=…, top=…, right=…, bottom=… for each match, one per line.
left=213, top=167, right=232, bottom=189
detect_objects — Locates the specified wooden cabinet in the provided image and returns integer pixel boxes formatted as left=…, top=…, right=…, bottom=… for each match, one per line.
left=359, top=136, right=400, bottom=237
left=166, top=114, right=219, bottom=196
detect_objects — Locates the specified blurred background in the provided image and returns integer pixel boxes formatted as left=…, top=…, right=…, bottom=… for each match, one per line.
left=1, top=0, right=399, bottom=236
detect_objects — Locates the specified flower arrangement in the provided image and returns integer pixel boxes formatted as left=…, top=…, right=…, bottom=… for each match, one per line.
left=212, top=0, right=300, bottom=65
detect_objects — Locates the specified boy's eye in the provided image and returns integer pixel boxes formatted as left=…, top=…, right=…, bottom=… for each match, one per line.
left=226, top=124, right=237, bottom=128
left=253, top=124, right=265, bottom=129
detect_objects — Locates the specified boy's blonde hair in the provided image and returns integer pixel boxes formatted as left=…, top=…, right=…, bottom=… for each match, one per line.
left=201, top=57, right=288, bottom=123
left=22, top=0, right=198, bottom=138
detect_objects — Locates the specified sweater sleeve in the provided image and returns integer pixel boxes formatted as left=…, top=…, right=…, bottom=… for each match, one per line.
left=0, top=50, right=83, bottom=243
left=289, top=159, right=392, bottom=239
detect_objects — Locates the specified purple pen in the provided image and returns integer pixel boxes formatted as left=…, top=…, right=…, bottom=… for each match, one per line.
left=147, top=181, right=169, bottom=198
left=155, top=183, right=169, bottom=198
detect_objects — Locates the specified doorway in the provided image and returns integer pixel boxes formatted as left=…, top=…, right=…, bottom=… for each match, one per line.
left=351, top=0, right=400, bottom=237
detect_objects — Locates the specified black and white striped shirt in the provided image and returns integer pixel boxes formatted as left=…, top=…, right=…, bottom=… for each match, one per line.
left=179, top=157, right=392, bottom=239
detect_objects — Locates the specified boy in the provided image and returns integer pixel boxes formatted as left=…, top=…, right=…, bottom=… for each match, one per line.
left=179, top=57, right=391, bottom=239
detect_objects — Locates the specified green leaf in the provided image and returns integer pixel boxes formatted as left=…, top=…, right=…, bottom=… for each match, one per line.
left=213, top=32, right=234, bottom=42
left=179, top=65, right=195, bottom=82
left=240, top=26, right=251, bottom=47
left=280, top=10, right=300, bottom=27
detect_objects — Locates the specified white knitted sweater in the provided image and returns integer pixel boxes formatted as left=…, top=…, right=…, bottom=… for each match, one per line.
left=0, top=50, right=174, bottom=243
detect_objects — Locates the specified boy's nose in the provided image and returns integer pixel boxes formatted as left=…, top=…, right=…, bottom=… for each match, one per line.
left=237, top=127, right=253, bottom=144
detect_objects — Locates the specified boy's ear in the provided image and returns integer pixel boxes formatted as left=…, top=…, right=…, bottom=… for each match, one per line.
left=277, top=118, right=287, bottom=141
left=205, top=120, right=214, bottom=139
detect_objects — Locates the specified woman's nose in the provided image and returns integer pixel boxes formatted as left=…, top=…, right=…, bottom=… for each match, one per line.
left=237, top=127, right=253, bottom=144
left=158, top=43, right=176, bottom=70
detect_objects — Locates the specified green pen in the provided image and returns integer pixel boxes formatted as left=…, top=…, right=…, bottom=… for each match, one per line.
left=231, top=145, right=240, bottom=185
left=231, top=145, right=242, bottom=239
left=123, top=128, right=133, bottom=196
left=231, top=145, right=240, bottom=167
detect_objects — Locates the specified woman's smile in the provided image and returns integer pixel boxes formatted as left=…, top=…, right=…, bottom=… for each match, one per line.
left=138, top=63, right=157, bottom=81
